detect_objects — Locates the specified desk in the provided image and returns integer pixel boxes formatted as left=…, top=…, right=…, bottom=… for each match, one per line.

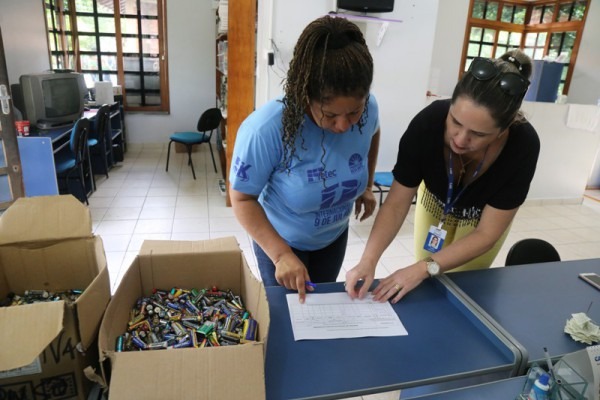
left=19, top=105, right=125, bottom=199
left=404, top=376, right=527, bottom=399
left=442, top=259, right=600, bottom=371
left=265, top=280, right=522, bottom=400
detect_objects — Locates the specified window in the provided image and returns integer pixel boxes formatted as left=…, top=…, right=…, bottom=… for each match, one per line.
left=43, top=0, right=169, bottom=113
left=462, top=0, right=590, bottom=96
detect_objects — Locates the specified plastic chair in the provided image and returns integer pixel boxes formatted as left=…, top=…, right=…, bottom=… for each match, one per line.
left=505, top=238, right=561, bottom=266
left=373, top=172, right=393, bottom=206
left=54, top=118, right=91, bottom=204
left=166, top=108, right=223, bottom=179
left=88, top=104, right=112, bottom=179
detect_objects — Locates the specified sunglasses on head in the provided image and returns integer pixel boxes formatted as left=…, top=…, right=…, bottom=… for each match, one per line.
left=468, top=57, right=530, bottom=98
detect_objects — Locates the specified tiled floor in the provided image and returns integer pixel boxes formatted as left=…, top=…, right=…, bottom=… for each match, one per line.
left=90, top=144, right=600, bottom=400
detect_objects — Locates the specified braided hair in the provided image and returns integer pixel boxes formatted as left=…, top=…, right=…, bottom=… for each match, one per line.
left=280, top=15, right=374, bottom=171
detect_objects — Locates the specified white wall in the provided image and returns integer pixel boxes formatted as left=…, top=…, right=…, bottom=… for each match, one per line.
left=428, top=0, right=469, bottom=97
left=0, top=0, right=50, bottom=84
left=0, top=0, right=216, bottom=144
left=255, top=0, right=440, bottom=172
left=522, top=102, right=600, bottom=200
left=568, top=0, right=600, bottom=105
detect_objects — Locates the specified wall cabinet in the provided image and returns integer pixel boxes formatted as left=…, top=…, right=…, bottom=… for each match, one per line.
left=216, top=0, right=256, bottom=205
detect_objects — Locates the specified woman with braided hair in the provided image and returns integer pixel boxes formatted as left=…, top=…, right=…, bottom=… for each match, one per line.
left=230, top=15, right=380, bottom=303
left=346, top=50, right=540, bottom=304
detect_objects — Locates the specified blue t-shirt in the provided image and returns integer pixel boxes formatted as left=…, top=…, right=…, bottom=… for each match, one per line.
left=230, top=95, right=379, bottom=251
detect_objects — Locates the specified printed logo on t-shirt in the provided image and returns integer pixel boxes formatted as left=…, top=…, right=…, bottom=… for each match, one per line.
left=320, top=179, right=359, bottom=209
left=306, top=167, right=337, bottom=183
left=349, top=153, right=363, bottom=174
left=233, top=156, right=252, bottom=182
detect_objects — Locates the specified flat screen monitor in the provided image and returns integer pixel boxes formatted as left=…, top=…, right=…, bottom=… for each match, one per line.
left=19, top=72, right=87, bottom=129
left=337, top=0, right=395, bottom=13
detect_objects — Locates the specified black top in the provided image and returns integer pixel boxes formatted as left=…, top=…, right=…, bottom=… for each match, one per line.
left=393, top=99, right=539, bottom=221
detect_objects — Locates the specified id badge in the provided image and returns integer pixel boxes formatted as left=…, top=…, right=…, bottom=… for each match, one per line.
left=423, top=225, right=446, bottom=253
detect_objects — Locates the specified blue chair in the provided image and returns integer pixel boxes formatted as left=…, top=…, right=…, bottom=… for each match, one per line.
left=373, top=172, right=394, bottom=206
left=55, top=118, right=91, bottom=204
left=166, top=108, right=223, bottom=179
left=88, top=104, right=112, bottom=179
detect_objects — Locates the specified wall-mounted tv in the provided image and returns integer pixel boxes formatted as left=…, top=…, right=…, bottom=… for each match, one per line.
left=19, top=72, right=87, bottom=129
left=337, top=0, right=395, bottom=13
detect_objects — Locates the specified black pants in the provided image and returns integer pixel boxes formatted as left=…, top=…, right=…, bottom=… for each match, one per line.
left=253, top=228, right=349, bottom=287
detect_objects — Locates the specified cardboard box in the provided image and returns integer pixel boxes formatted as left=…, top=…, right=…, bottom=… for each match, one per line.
left=98, top=237, right=269, bottom=399
left=0, top=195, right=111, bottom=400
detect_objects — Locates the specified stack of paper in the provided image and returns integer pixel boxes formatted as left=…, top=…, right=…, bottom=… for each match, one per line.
left=564, top=312, right=600, bottom=344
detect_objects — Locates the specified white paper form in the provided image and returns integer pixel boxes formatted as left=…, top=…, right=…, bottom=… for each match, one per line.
left=286, top=292, right=408, bottom=341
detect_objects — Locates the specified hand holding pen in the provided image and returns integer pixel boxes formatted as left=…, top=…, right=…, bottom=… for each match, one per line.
left=274, top=252, right=315, bottom=303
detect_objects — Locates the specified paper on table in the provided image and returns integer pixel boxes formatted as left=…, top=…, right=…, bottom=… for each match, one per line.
left=286, top=292, right=408, bottom=341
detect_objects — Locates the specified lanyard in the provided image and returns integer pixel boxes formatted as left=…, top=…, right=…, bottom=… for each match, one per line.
left=441, top=149, right=487, bottom=226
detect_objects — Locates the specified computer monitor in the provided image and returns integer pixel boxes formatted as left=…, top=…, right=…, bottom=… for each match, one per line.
left=19, top=72, right=87, bottom=129
left=337, top=0, right=395, bottom=13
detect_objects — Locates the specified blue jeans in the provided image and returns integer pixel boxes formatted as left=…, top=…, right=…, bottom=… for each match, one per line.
left=253, top=228, right=349, bottom=287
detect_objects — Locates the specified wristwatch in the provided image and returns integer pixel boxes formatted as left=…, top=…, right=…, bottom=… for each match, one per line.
left=424, top=256, right=441, bottom=277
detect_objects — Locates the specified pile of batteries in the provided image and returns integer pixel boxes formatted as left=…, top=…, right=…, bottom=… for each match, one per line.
left=116, top=287, right=258, bottom=351
left=0, top=289, right=83, bottom=307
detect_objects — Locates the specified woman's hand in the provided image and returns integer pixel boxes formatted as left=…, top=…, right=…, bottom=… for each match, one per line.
left=275, top=252, right=314, bottom=303
left=354, top=187, right=377, bottom=221
left=345, top=260, right=376, bottom=300
left=372, top=262, right=429, bottom=303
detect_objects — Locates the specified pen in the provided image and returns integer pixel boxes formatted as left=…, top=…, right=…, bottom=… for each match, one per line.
left=543, top=347, right=555, bottom=378
left=305, top=281, right=317, bottom=289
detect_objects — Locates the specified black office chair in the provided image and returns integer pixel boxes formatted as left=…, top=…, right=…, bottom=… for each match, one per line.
left=505, top=238, right=561, bottom=266
left=54, top=118, right=91, bottom=204
left=166, top=108, right=223, bottom=179
left=88, top=104, right=112, bottom=179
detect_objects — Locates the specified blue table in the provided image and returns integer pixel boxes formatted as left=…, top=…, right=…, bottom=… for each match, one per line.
left=442, top=259, right=600, bottom=371
left=265, top=280, right=522, bottom=400
left=404, top=375, right=527, bottom=399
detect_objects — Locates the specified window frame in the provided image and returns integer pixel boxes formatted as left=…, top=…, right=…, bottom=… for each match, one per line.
left=43, top=0, right=170, bottom=113
left=461, top=0, right=590, bottom=96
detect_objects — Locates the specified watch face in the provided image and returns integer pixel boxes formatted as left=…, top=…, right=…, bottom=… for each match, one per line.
left=427, top=261, right=440, bottom=276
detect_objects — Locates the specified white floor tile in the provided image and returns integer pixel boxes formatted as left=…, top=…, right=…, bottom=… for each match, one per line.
left=103, top=207, right=142, bottom=221
left=134, top=219, right=174, bottom=234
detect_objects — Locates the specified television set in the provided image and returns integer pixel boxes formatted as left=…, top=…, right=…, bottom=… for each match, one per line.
left=19, top=72, right=87, bottom=129
left=337, top=0, right=394, bottom=13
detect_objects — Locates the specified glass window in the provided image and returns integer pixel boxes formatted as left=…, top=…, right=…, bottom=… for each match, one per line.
left=44, top=0, right=169, bottom=112
left=509, top=32, right=521, bottom=46
left=542, top=6, right=554, bottom=23
left=480, top=44, right=494, bottom=58
left=467, top=43, right=481, bottom=57
left=572, top=1, right=586, bottom=20
left=100, top=37, right=117, bottom=52
left=77, top=16, right=96, bottom=33
left=537, top=32, right=547, bottom=46
left=470, top=27, right=483, bottom=41
left=558, top=3, right=572, bottom=21
left=513, top=5, right=526, bottom=24
left=530, top=6, right=543, bottom=23
left=472, top=0, right=485, bottom=18
left=74, top=0, right=94, bottom=13
left=485, top=2, right=499, bottom=20
left=498, top=30, right=509, bottom=44
left=501, top=5, right=514, bottom=22
left=483, top=28, right=496, bottom=42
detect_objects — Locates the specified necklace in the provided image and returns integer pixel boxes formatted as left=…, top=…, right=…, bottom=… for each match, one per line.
left=457, top=154, right=474, bottom=176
